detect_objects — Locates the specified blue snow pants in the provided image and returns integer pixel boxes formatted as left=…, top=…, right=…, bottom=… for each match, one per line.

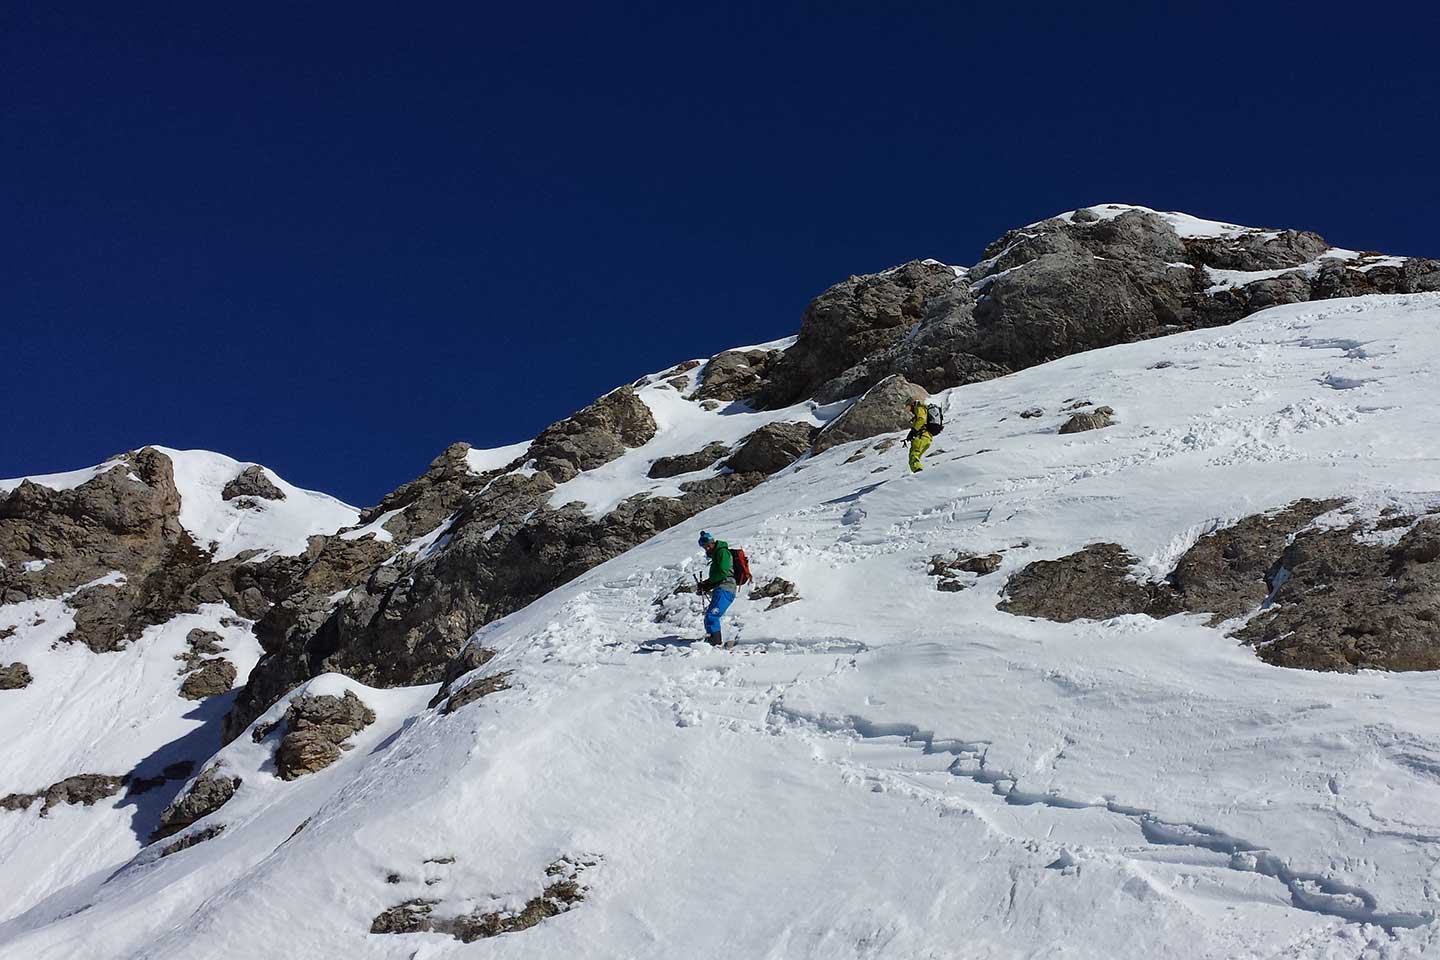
left=704, top=589, right=736, bottom=634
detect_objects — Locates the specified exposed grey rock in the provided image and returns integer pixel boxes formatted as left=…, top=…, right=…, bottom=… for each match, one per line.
left=351, top=441, right=494, bottom=545
left=427, top=644, right=498, bottom=709
left=1167, top=499, right=1344, bottom=624
left=0, top=662, right=32, bottom=689
left=370, top=858, right=592, bottom=942
left=157, top=823, right=225, bottom=858
left=647, top=442, right=731, bottom=479
left=179, top=658, right=237, bottom=700
left=221, top=466, right=286, bottom=502
left=750, top=577, right=800, bottom=610
left=3, top=773, right=127, bottom=816
left=524, top=386, right=658, bottom=483
left=724, top=422, right=816, bottom=475
left=441, top=671, right=512, bottom=715
left=693, top=349, right=783, bottom=403
left=1236, top=514, right=1440, bottom=672
left=812, top=375, right=927, bottom=455
left=1058, top=406, right=1115, bottom=434
left=275, top=690, right=376, bottom=780
left=152, top=765, right=241, bottom=841
left=755, top=261, right=960, bottom=408
left=1020, top=408, right=1044, bottom=419
left=1186, top=229, right=1329, bottom=271
left=999, top=543, right=1180, bottom=622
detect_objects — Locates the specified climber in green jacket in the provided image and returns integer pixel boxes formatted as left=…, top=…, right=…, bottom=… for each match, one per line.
left=696, top=531, right=736, bottom=647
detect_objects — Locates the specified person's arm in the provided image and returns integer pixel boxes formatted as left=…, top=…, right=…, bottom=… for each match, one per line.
left=907, top=404, right=927, bottom=441
left=703, top=544, right=733, bottom=588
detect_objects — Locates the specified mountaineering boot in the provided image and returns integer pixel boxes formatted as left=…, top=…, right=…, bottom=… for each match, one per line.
left=705, top=631, right=723, bottom=647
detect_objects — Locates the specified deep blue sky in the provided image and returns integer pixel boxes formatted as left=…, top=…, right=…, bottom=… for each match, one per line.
left=4, top=3, right=1437, bottom=505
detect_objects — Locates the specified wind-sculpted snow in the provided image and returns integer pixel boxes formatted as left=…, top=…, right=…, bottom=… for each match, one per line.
left=4, top=293, right=1440, bottom=958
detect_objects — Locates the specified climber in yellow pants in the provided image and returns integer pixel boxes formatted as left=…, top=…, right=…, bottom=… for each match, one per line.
left=904, top=399, right=932, bottom=472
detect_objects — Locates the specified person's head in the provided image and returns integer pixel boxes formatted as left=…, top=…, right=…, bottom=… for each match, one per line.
left=697, top=530, right=716, bottom=554
left=903, top=398, right=919, bottom=413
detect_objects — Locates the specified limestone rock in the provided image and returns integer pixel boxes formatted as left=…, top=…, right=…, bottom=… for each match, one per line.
left=441, top=671, right=512, bottom=715
left=525, top=387, right=658, bottom=483
left=755, top=260, right=961, bottom=408
left=274, top=690, right=376, bottom=780
left=221, top=466, right=286, bottom=502
left=999, top=543, right=1180, bottom=622
left=179, top=658, right=237, bottom=700
left=647, top=442, right=731, bottom=479
left=692, top=349, right=783, bottom=403
left=724, top=422, right=816, bottom=475
left=812, top=375, right=927, bottom=454
left=0, top=662, right=32, bottom=690
left=152, top=766, right=241, bottom=841
left=1058, top=407, right=1115, bottom=434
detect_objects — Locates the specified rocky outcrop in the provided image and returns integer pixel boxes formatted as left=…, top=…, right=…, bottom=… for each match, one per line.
left=524, top=387, right=658, bottom=483
left=2, top=773, right=126, bottom=815
left=755, top=261, right=961, bottom=408
left=270, top=690, right=376, bottom=780
left=221, top=466, right=286, bottom=502
left=750, top=577, right=800, bottom=610
left=812, top=375, right=927, bottom=455
left=441, top=671, right=511, bottom=715
left=0, top=662, right=32, bottom=689
left=724, top=422, right=816, bottom=475
left=693, top=349, right=784, bottom=403
left=929, top=551, right=1003, bottom=592
left=371, top=858, right=592, bottom=942
left=152, top=765, right=241, bottom=841
left=1236, top=514, right=1440, bottom=672
left=1058, top=406, right=1114, bottom=434
left=179, top=658, right=237, bottom=700
left=648, top=442, right=731, bottom=479
left=351, top=442, right=498, bottom=545
left=999, top=543, right=1180, bottom=622
left=999, top=500, right=1440, bottom=672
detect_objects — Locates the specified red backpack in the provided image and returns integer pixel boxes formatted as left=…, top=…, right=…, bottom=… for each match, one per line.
left=731, top=547, right=753, bottom=587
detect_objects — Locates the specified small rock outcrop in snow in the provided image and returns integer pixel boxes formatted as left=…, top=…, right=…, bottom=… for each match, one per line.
left=179, top=657, right=237, bottom=700
left=0, top=661, right=31, bottom=689
left=221, top=465, right=286, bottom=502
left=2, top=773, right=126, bottom=815
left=370, top=857, right=593, bottom=942
left=692, top=348, right=783, bottom=403
left=646, top=442, right=731, bottom=479
left=269, top=690, right=376, bottom=780
left=152, top=765, right=241, bottom=841
left=1057, top=406, right=1115, bottom=434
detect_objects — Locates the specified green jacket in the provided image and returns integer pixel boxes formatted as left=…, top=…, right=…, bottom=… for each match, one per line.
left=703, top=540, right=737, bottom=592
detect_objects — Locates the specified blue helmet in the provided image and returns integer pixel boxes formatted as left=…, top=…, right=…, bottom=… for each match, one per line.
left=697, top=530, right=715, bottom=547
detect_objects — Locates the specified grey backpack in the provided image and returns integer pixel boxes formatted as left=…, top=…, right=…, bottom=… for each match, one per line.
left=925, top=403, right=944, bottom=435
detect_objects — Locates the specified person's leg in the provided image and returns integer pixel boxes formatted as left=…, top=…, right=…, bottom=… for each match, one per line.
left=704, top=589, right=735, bottom=644
left=909, top=431, right=932, bottom=472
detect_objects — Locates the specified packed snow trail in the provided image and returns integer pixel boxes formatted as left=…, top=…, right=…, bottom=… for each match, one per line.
left=4, top=294, right=1440, bottom=958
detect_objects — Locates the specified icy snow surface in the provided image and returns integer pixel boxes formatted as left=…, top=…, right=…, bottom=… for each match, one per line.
left=4, top=295, right=1440, bottom=958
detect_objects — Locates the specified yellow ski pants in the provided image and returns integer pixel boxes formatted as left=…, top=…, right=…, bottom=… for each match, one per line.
left=908, top=431, right=932, bottom=472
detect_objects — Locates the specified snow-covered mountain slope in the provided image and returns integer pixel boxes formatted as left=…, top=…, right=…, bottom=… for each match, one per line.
left=0, top=451, right=358, bottom=920
left=5, top=292, right=1439, bottom=959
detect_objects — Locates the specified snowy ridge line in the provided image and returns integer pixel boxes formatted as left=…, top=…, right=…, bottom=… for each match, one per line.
left=766, top=701, right=1437, bottom=931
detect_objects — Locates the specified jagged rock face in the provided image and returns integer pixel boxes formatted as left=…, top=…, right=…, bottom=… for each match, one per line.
left=755, top=260, right=961, bottom=408
left=524, top=387, right=658, bottom=483
left=152, top=766, right=240, bottom=841
left=1185, top=229, right=1330, bottom=271
left=812, top=375, right=927, bottom=454
left=724, top=422, right=816, bottom=475
left=1168, top=499, right=1343, bottom=624
left=0, top=448, right=207, bottom=652
left=1237, top=515, right=1440, bottom=671
left=693, top=349, right=784, bottom=403
left=647, top=442, right=731, bottom=479
left=221, top=466, right=285, bottom=502
left=179, top=658, right=237, bottom=700
left=353, top=442, right=500, bottom=544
